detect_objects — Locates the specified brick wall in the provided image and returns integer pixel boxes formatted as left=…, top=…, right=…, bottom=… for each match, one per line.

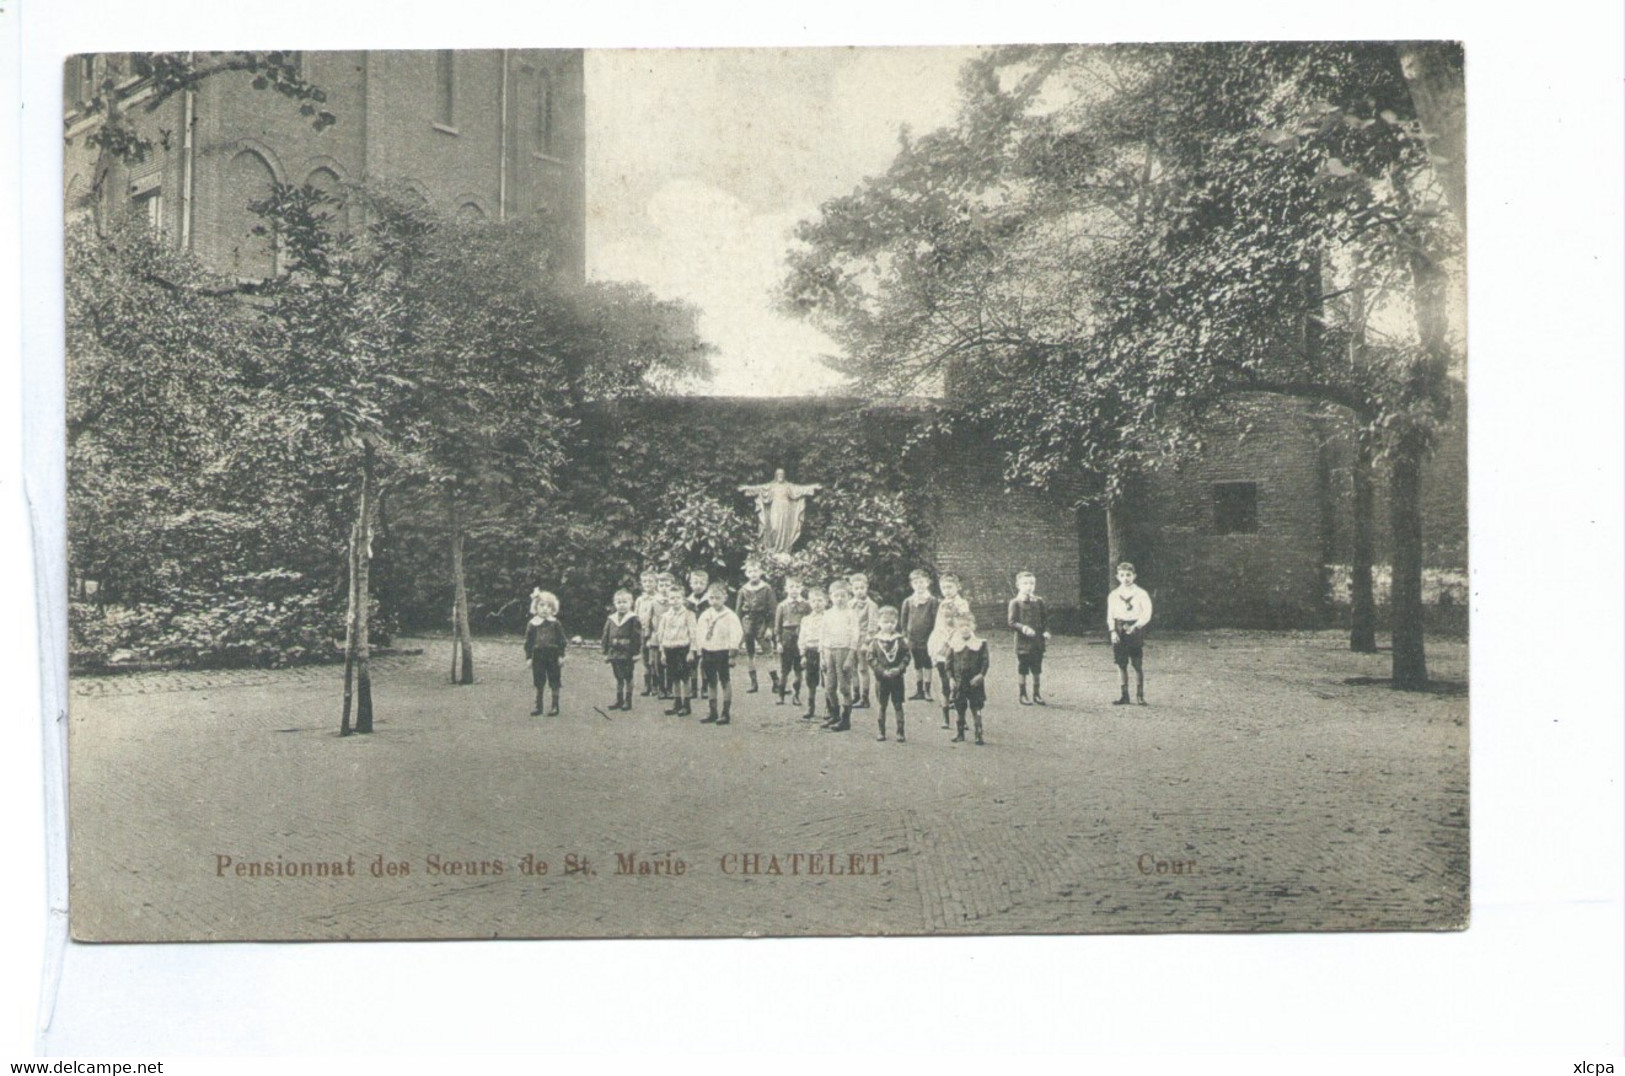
left=923, top=434, right=1089, bottom=633
left=1136, top=395, right=1335, bottom=628
left=1135, top=389, right=1468, bottom=629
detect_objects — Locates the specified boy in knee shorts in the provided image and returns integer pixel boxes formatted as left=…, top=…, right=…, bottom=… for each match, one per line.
left=1008, top=570, right=1051, bottom=705
left=868, top=606, right=910, bottom=742
left=773, top=575, right=810, bottom=706
left=634, top=570, right=661, bottom=697
left=849, top=572, right=880, bottom=708
left=820, top=580, right=860, bottom=732
left=1108, top=562, right=1153, bottom=705
left=735, top=558, right=776, bottom=694
left=602, top=588, right=643, bottom=711
left=696, top=582, right=744, bottom=725
left=928, top=574, right=971, bottom=728
left=798, top=587, right=827, bottom=720
left=946, top=614, right=990, bottom=745
left=901, top=569, right=938, bottom=702
left=684, top=570, right=710, bottom=698
left=524, top=591, right=567, bottom=716
left=659, top=580, right=699, bottom=716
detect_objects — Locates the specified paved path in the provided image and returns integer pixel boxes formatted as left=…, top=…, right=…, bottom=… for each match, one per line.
left=68, top=632, right=1468, bottom=940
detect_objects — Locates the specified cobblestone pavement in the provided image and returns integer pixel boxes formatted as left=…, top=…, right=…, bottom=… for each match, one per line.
left=68, top=632, right=1468, bottom=940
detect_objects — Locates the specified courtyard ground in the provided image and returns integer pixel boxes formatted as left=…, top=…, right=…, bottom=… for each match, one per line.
left=67, top=630, right=1468, bottom=940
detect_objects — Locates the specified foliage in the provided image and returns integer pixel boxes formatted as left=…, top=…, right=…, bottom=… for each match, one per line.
left=76, top=52, right=334, bottom=167
left=65, top=217, right=355, bottom=664
left=639, top=486, right=759, bottom=578
left=784, top=42, right=1462, bottom=684
left=771, top=489, right=926, bottom=600
left=565, top=281, right=717, bottom=401
left=69, top=570, right=378, bottom=670
left=784, top=43, right=1461, bottom=494
left=379, top=399, right=937, bottom=635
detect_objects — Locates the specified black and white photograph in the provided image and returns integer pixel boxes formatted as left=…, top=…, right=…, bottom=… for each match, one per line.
left=9, top=0, right=1625, bottom=1065
left=60, top=41, right=1473, bottom=943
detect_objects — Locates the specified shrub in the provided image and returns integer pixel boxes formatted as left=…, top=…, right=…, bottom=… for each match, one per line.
left=67, top=569, right=381, bottom=670
left=638, top=486, right=758, bottom=581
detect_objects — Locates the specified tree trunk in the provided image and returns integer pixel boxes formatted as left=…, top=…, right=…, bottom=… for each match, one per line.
left=1389, top=424, right=1428, bottom=688
left=449, top=495, right=474, bottom=684
left=355, top=442, right=379, bottom=732
left=1388, top=240, right=1452, bottom=689
left=1346, top=276, right=1377, bottom=653
left=1349, top=426, right=1378, bottom=652
left=1105, top=501, right=1125, bottom=588
left=1398, top=43, right=1466, bottom=233
left=340, top=510, right=360, bottom=736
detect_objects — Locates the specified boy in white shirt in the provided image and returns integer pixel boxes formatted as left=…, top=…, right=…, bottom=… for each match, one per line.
left=1107, top=562, right=1154, bottom=705
left=820, top=580, right=861, bottom=732
left=696, top=582, right=745, bottom=725
left=659, top=580, right=699, bottom=717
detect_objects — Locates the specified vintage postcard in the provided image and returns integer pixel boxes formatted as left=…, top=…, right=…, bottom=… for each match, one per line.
left=63, top=44, right=1467, bottom=942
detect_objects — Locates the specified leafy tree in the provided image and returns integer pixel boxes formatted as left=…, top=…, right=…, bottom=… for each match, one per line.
left=343, top=188, right=572, bottom=685
left=246, top=183, right=413, bottom=732
left=252, top=181, right=715, bottom=694
left=562, top=280, right=717, bottom=403
left=65, top=215, right=363, bottom=667
left=785, top=42, right=1461, bottom=687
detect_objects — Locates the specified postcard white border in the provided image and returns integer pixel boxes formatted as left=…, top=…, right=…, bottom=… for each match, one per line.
left=8, top=0, right=1624, bottom=1065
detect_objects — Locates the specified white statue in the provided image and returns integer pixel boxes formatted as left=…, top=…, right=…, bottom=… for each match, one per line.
left=738, top=468, right=821, bottom=554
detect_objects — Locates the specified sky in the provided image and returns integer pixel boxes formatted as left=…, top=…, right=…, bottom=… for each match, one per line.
left=584, top=47, right=983, bottom=397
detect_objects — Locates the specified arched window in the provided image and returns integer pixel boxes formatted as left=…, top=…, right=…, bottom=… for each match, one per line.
left=305, top=166, right=349, bottom=233
left=224, top=149, right=277, bottom=279
left=457, top=201, right=486, bottom=221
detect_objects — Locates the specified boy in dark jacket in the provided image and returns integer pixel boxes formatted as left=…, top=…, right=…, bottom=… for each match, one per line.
left=735, top=558, right=777, bottom=694
left=900, top=569, right=938, bottom=702
left=945, top=614, right=990, bottom=745
left=773, top=575, right=810, bottom=706
left=525, top=591, right=568, bottom=716
left=1008, top=570, right=1051, bottom=705
left=602, top=588, right=643, bottom=712
left=867, top=606, right=911, bottom=743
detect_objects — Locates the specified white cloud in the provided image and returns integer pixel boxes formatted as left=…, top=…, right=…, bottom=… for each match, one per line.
left=585, top=47, right=982, bottom=396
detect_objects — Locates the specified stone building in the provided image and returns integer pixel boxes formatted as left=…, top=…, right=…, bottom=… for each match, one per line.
left=64, top=49, right=586, bottom=280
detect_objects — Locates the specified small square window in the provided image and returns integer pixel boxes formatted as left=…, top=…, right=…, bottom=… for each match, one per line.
left=1214, top=481, right=1259, bottom=535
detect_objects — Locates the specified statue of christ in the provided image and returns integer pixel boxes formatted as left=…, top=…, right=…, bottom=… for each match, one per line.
left=739, top=468, right=821, bottom=554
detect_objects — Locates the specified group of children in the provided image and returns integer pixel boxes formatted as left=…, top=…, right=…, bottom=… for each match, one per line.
left=522, top=560, right=1157, bottom=743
